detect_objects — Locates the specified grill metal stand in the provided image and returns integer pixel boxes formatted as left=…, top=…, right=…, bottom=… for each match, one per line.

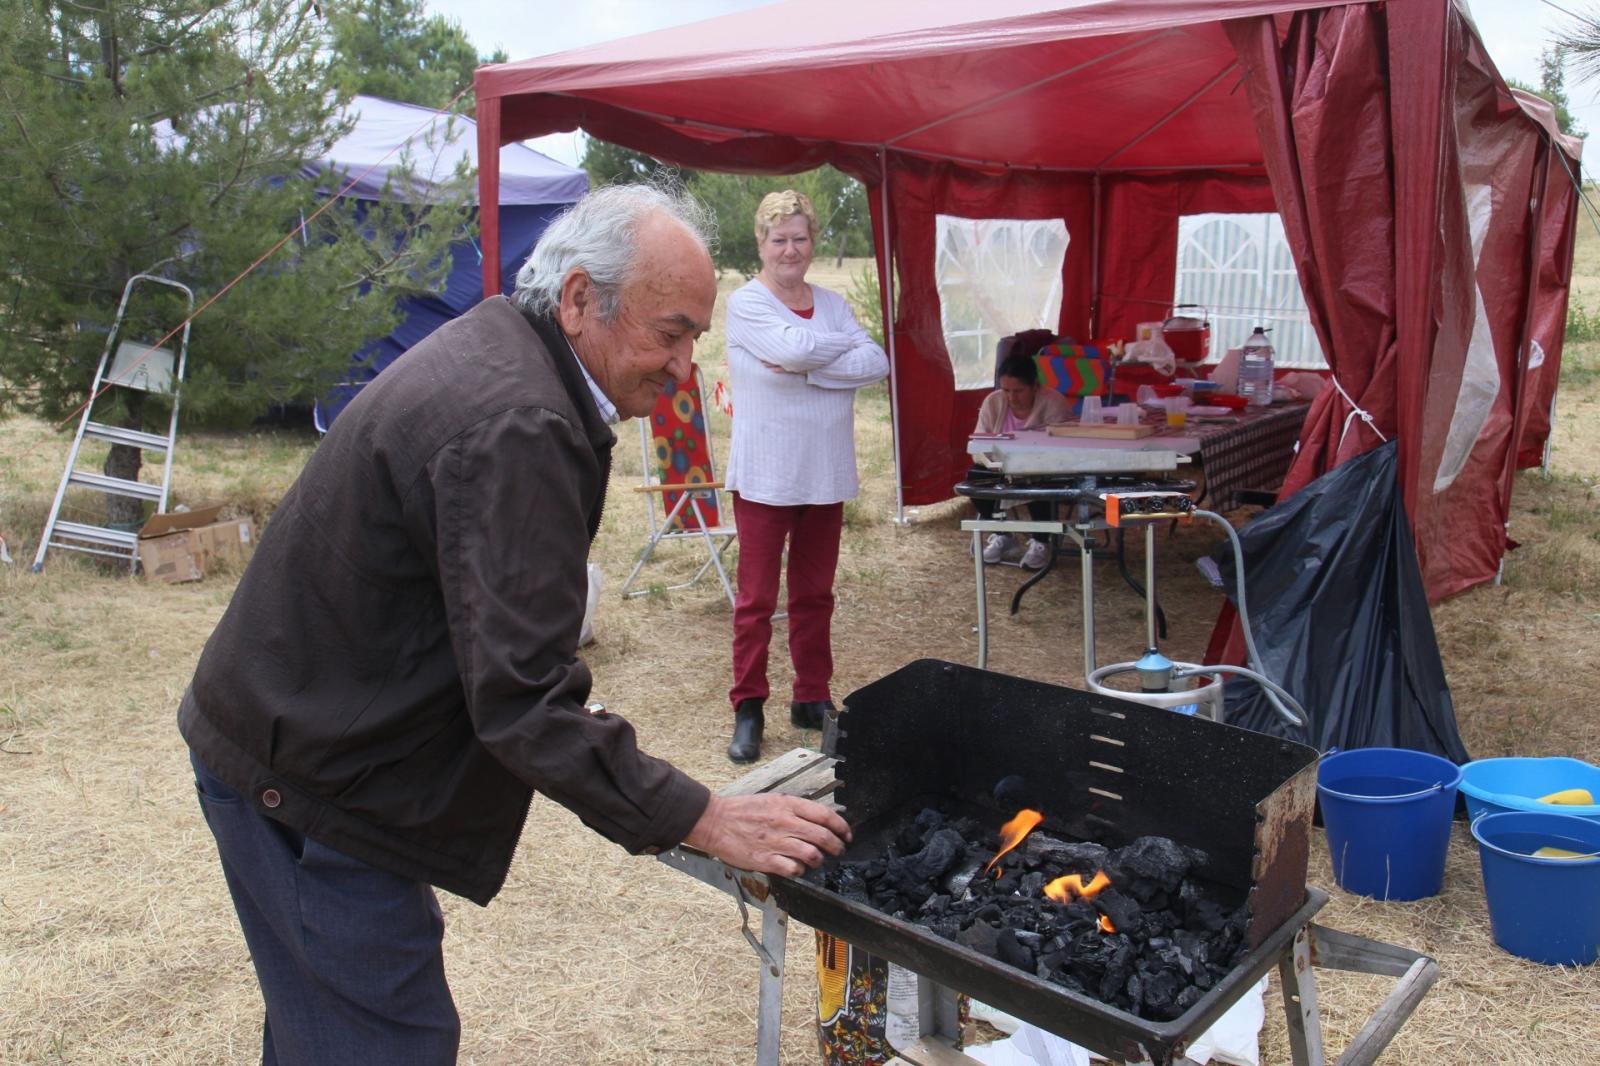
left=660, top=748, right=1439, bottom=1066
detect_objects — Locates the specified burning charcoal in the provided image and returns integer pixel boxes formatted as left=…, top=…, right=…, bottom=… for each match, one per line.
left=1143, top=936, right=1193, bottom=977
left=1107, top=836, right=1207, bottom=896
left=1029, top=840, right=1110, bottom=874
left=957, top=920, right=1000, bottom=958
left=894, top=807, right=948, bottom=853
left=1065, top=928, right=1113, bottom=984
left=883, top=827, right=966, bottom=902
left=1172, top=930, right=1207, bottom=971
left=1053, top=900, right=1099, bottom=933
left=1092, top=888, right=1144, bottom=938
left=942, top=859, right=982, bottom=899
left=816, top=807, right=1255, bottom=1024
left=834, top=869, right=871, bottom=904
left=1098, top=937, right=1136, bottom=1004
left=1137, top=966, right=1183, bottom=1021
left=1126, top=883, right=1170, bottom=909
left=1182, top=895, right=1227, bottom=933
left=995, top=928, right=1036, bottom=971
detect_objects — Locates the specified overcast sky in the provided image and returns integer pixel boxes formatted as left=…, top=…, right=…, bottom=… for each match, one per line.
left=426, top=0, right=1600, bottom=170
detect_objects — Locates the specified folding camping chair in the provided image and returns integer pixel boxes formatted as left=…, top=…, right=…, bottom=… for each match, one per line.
left=619, top=365, right=737, bottom=606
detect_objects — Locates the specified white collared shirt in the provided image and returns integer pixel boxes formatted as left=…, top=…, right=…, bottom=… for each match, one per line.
left=562, top=333, right=619, bottom=425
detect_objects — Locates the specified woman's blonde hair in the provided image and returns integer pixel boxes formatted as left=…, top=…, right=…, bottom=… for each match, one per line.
left=754, top=189, right=818, bottom=242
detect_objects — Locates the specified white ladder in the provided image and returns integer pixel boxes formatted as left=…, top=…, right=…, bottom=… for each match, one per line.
left=33, top=274, right=195, bottom=571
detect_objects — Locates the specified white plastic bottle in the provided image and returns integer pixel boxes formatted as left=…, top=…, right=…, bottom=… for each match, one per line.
left=1237, top=326, right=1275, bottom=406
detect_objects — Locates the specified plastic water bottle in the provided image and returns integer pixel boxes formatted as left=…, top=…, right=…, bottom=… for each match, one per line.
left=1237, top=327, right=1275, bottom=406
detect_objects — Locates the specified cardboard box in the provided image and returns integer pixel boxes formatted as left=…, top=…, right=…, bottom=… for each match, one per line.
left=137, top=505, right=256, bottom=584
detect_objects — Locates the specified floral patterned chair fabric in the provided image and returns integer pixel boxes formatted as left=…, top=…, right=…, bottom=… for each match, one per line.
left=620, top=364, right=737, bottom=606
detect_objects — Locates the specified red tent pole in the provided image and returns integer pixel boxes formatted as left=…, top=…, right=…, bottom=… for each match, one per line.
left=878, top=146, right=906, bottom=523
left=475, top=89, right=504, bottom=298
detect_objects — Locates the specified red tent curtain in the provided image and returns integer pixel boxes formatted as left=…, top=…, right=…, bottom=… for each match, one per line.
left=1514, top=144, right=1579, bottom=470
left=1095, top=172, right=1275, bottom=342
left=884, top=157, right=1095, bottom=505
left=1225, top=4, right=1572, bottom=604
left=1223, top=8, right=1402, bottom=501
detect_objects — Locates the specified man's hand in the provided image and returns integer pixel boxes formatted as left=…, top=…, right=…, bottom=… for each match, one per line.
left=682, top=794, right=853, bottom=877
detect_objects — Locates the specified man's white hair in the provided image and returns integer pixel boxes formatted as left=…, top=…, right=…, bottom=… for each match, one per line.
left=511, top=182, right=717, bottom=321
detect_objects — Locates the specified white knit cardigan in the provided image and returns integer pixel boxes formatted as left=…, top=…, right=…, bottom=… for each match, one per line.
left=723, top=280, right=888, bottom=506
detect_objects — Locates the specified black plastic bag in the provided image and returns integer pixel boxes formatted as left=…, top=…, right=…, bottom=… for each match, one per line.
left=1208, top=441, right=1469, bottom=761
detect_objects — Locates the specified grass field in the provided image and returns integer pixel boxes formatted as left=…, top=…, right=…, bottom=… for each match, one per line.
left=1, top=239, right=1598, bottom=1065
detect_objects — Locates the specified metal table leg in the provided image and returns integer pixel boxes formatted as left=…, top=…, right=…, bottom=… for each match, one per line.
left=757, top=903, right=787, bottom=1066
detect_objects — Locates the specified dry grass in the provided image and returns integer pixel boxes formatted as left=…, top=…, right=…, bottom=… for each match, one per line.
left=2, top=253, right=1598, bottom=1065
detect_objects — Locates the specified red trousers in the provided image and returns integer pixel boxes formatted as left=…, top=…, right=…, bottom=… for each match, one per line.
left=729, top=494, right=844, bottom=707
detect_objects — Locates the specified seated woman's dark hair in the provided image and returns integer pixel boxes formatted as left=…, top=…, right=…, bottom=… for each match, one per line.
left=998, top=351, right=1041, bottom=385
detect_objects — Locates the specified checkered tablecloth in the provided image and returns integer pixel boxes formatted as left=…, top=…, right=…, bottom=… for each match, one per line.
left=1188, top=402, right=1311, bottom=512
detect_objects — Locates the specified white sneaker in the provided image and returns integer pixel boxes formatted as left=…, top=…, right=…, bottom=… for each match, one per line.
left=982, top=533, right=1013, bottom=563
left=1020, top=539, right=1050, bottom=569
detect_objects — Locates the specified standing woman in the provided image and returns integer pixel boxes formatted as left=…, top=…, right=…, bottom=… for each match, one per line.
left=723, top=190, right=888, bottom=763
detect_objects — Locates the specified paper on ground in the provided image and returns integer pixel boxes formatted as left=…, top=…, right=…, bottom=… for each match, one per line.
left=964, top=976, right=1267, bottom=1066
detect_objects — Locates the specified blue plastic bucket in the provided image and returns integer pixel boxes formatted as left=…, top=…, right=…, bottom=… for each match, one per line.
left=1472, top=811, right=1600, bottom=966
left=1317, top=747, right=1463, bottom=900
left=1459, top=757, right=1600, bottom=823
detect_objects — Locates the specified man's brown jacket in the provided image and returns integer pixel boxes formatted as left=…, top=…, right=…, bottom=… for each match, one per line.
left=180, top=296, right=709, bottom=905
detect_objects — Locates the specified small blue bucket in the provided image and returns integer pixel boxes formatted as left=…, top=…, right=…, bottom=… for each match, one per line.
left=1472, top=811, right=1600, bottom=966
left=1459, top=757, right=1600, bottom=823
left=1317, top=747, right=1462, bottom=900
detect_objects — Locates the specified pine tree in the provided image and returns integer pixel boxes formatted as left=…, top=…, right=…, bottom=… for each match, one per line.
left=325, top=0, right=507, bottom=110
left=0, top=0, right=472, bottom=524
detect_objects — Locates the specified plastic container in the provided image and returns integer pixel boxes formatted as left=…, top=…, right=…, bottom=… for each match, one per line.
left=1459, top=756, right=1600, bottom=823
left=1471, top=811, right=1600, bottom=966
left=1163, top=305, right=1210, bottom=367
left=1317, top=747, right=1463, bottom=900
left=1237, top=327, right=1275, bottom=407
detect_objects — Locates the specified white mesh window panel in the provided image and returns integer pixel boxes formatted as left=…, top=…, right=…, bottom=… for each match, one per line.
left=935, top=216, right=1068, bottom=390
left=1175, top=213, right=1327, bottom=370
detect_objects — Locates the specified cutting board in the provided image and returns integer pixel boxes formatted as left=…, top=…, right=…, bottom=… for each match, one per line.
left=1046, top=421, right=1158, bottom=439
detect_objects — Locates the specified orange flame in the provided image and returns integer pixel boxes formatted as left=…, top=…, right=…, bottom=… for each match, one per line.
left=1098, top=914, right=1116, bottom=934
left=983, top=809, right=1044, bottom=877
left=1042, top=870, right=1111, bottom=905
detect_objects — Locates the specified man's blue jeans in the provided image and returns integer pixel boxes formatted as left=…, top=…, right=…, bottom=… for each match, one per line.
left=190, top=752, right=460, bottom=1065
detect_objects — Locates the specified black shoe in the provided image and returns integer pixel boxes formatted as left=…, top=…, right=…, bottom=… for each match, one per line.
left=789, top=700, right=834, bottom=730
left=727, top=698, right=765, bottom=763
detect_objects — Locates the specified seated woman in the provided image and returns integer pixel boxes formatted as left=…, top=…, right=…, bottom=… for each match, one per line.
left=968, top=351, right=1072, bottom=568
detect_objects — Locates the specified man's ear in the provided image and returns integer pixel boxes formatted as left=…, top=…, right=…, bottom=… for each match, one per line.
left=557, top=268, right=592, bottom=335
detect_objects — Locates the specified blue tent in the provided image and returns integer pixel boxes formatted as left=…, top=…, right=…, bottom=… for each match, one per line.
left=312, top=95, right=588, bottom=430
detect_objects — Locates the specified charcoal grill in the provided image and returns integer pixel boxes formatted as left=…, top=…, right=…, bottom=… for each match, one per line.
left=659, top=660, right=1439, bottom=1066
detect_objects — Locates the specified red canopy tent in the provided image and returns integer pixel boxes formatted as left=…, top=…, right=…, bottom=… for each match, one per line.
left=473, top=0, right=1581, bottom=602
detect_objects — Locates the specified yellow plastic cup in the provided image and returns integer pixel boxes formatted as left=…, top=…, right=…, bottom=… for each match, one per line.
left=1164, top=396, right=1189, bottom=429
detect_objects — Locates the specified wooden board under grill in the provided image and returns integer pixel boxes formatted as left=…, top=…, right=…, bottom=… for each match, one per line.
left=1045, top=421, right=1157, bottom=439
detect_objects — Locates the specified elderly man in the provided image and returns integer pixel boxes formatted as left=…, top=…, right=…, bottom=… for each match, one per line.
left=179, top=184, right=851, bottom=1064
